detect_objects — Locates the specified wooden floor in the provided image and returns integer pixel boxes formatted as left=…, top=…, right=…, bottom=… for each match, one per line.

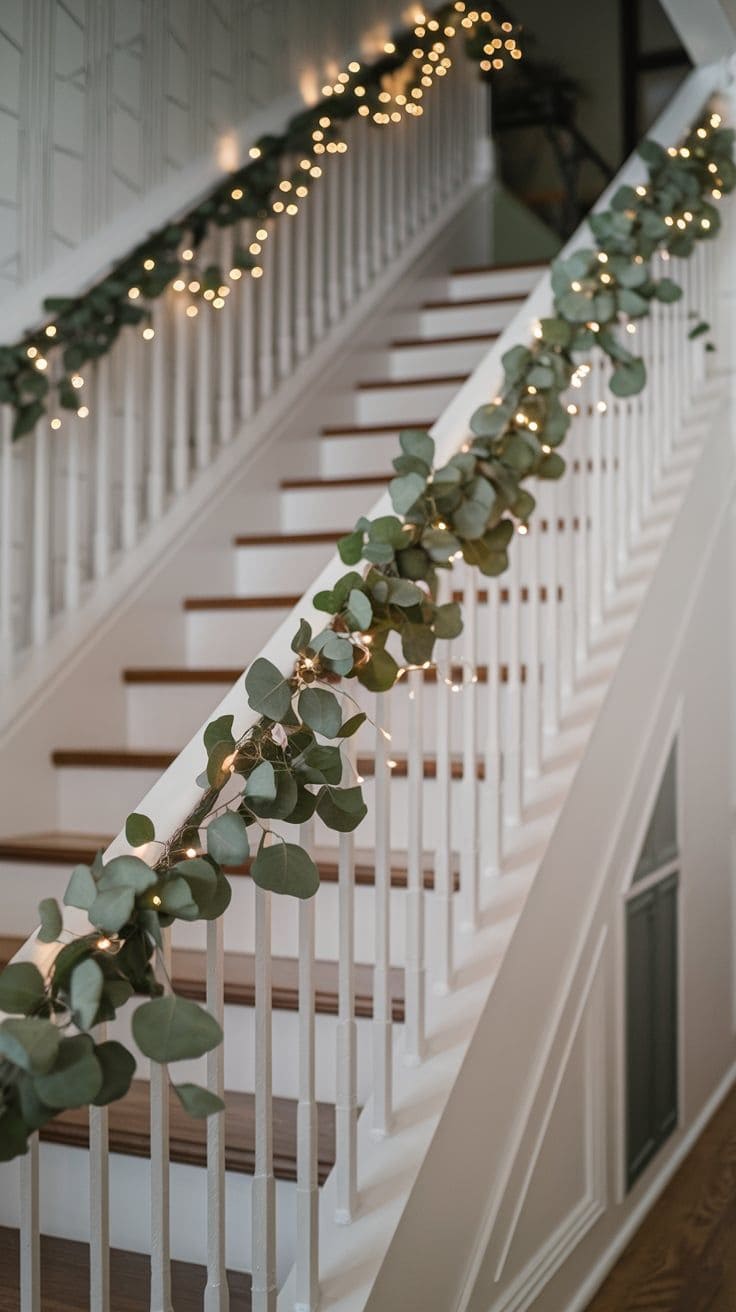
left=587, top=1083, right=736, bottom=1311
left=0, top=1228, right=251, bottom=1310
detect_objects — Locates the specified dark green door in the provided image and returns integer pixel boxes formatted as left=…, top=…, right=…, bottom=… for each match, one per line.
left=626, top=871, right=678, bottom=1190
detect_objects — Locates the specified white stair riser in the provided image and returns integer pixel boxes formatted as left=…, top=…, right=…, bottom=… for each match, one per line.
left=354, top=379, right=460, bottom=426
left=319, top=433, right=399, bottom=478
left=444, top=266, right=540, bottom=300
left=0, top=856, right=409, bottom=964
left=58, top=764, right=165, bottom=831
left=0, top=1148, right=295, bottom=1280
left=387, top=337, right=490, bottom=380
left=280, top=482, right=386, bottom=531
left=110, top=1000, right=381, bottom=1103
left=185, top=604, right=289, bottom=665
left=414, top=299, right=521, bottom=338
left=234, top=540, right=336, bottom=596
left=126, top=681, right=234, bottom=750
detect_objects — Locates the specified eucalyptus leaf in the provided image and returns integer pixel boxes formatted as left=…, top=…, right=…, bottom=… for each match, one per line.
left=124, top=812, right=155, bottom=847
left=245, top=657, right=292, bottom=722
left=0, top=963, right=46, bottom=1015
left=37, top=898, right=62, bottom=944
left=299, top=686, right=342, bottom=738
left=251, top=841, right=320, bottom=899
left=0, top=1017, right=60, bottom=1074
left=174, top=1082, right=225, bottom=1118
left=92, top=1040, right=137, bottom=1106
left=64, top=863, right=97, bottom=911
left=70, top=957, right=104, bottom=1031
left=206, top=811, right=250, bottom=866
left=132, top=995, right=223, bottom=1063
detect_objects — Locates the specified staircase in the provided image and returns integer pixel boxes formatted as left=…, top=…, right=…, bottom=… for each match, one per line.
left=0, top=257, right=543, bottom=1301
left=0, top=51, right=734, bottom=1312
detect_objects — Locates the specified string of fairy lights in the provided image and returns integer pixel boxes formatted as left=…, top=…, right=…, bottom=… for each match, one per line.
left=6, top=2, right=523, bottom=435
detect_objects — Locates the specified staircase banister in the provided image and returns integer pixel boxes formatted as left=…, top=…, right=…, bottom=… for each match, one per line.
left=5, top=61, right=730, bottom=987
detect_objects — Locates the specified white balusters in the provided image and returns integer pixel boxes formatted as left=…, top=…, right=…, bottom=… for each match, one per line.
left=150, top=927, right=173, bottom=1312
left=19, top=1136, right=40, bottom=1312
left=31, top=422, right=49, bottom=648
left=277, top=218, right=294, bottom=381
left=238, top=226, right=257, bottom=421
left=0, top=408, right=12, bottom=664
left=405, top=667, right=426, bottom=1065
left=252, top=885, right=276, bottom=1312
left=173, top=295, right=190, bottom=493
left=295, top=824, right=319, bottom=1312
left=204, top=915, right=229, bottom=1312
left=89, top=1025, right=110, bottom=1312
left=433, top=574, right=454, bottom=991
left=218, top=229, right=236, bottom=443
left=484, top=588, right=503, bottom=881
left=335, top=757, right=357, bottom=1223
left=93, top=357, right=112, bottom=578
left=459, top=566, right=479, bottom=931
left=122, top=330, right=139, bottom=550
left=372, top=693, right=393, bottom=1137
left=258, top=222, right=276, bottom=401
left=148, top=304, right=166, bottom=521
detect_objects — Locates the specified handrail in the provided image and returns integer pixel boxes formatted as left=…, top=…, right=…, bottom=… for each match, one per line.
left=91, top=61, right=726, bottom=877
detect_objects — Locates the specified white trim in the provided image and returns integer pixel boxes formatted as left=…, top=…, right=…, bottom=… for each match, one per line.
left=493, top=929, right=608, bottom=1284
left=486, top=937, right=608, bottom=1312
left=622, top=857, right=679, bottom=902
left=568, top=1059, right=736, bottom=1312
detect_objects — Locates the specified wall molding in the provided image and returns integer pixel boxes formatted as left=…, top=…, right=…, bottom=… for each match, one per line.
left=487, top=943, right=608, bottom=1312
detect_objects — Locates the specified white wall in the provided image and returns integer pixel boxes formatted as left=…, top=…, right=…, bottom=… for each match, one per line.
left=360, top=399, right=736, bottom=1310
left=0, top=0, right=406, bottom=307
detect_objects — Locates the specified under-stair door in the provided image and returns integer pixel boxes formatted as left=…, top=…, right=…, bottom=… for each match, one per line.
left=625, top=745, right=679, bottom=1191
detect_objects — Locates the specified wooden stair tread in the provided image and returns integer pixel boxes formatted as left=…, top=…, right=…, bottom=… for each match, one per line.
left=320, top=420, right=435, bottom=437
left=358, top=752, right=485, bottom=781
left=39, top=1080, right=336, bottom=1184
left=280, top=472, right=389, bottom=490
left=450, top=258, right=548, bottom=275
left=183, top=594, right=300, bottom=611
left=356, top=373, right=468, bottom=390
left=391, top=331, right=499, bottom=348
left=422, top=293, right=527, bottom=309
left=233, top=529, right=349, bottom=546
left=0, top=936, right=405, bottom=1020
left=0, top=1226, right=251, bottom=1311
left=123, top=667, right=243, bottom=684
left=0, top=833, right=445, bottom=889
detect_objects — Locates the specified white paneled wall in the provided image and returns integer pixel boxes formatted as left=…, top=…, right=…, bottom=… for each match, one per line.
left=0, top=0, right=406, bottom=300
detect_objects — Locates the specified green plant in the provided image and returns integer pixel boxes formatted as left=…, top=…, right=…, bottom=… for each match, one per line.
left=0, top=105, right=732, bottom=1161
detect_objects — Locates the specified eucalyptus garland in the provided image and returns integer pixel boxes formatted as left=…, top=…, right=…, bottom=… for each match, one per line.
left=0, top=2, right=521, bottom=440
left=0, top=108, right=733, bottom=1161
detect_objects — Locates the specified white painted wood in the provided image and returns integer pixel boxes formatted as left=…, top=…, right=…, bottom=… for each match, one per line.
left=93, top=357, right=112, bottom=580
left=89, top=1022, right=111, bottom=1312
left=459, top=567, right=479, bottom=932
left=150, top=927, right=173, bottom=1312
left=295, top=824, right=319, bottom=1312
left=405, top=667, right=426, bottom=1065
left=252, top=885, right=276, bottom=1312
left=335, top=742, right=358, bottom=1225
left=204, top=915, right=229, bottom=1312
left=19, top=1135, right=40, bottom=1312
left=432, top=571, right=454, bottom=992
left=0, top=408, right=12, bottom=664
left=30, top=423, right=49, bottom=647
left=372, top=692, right=393, bottom=1136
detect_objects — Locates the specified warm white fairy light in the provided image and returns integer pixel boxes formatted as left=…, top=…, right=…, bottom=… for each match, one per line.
left=45, top=324, right=57, bottom=338
left=50, top=418, right=61, bottom=430
left=143, top=258, right=155, bottom=271
left=71, top=374, right=84, bottom=389
left=128, top=286, right=141, bottom=299
left=77, top=405, right=89, bottom=418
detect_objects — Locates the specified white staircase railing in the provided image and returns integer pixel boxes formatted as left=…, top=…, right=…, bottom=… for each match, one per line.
left=3, top=57, right=732, bottom=1312
left=0, top=52, right=487, bottom=677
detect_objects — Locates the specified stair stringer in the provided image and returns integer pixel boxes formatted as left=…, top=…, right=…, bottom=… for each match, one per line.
left=338, top=400, right=736, bottom=1312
